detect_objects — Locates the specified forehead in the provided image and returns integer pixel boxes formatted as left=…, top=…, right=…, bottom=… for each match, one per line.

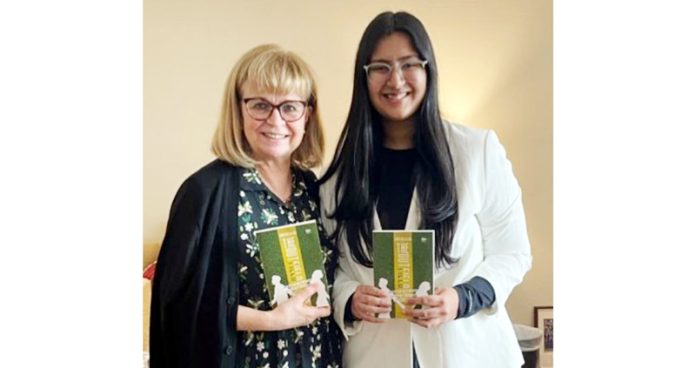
left=240, top=81, right=304, bottom=101
left=370, top=32, right=419, bottom=62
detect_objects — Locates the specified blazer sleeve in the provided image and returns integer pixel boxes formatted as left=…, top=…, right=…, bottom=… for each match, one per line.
left=332, top=251, right=365, bottom=339
left=472, top=131, right=533, bottom=313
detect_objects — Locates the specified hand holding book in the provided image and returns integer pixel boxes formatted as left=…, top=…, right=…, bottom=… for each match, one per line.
left=402, top=286, right=459, bottom=328
left=237, top=281, right=331, bottom=331
left=349, top=284, right=392, bottom=323
left=267, top=282, right=331, bottom=330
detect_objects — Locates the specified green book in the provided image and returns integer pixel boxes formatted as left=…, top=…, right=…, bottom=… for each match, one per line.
left=373, top=230, right=434, bottom=319
left=254, top=220, right=329, bottom=308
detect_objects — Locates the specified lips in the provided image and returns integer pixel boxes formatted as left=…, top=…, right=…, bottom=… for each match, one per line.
left=382, top=91, right=411, bottom=102
left=261, top=132, right=289, bottom=140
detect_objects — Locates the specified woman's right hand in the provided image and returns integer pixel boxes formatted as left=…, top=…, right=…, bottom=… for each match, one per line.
left=350, top=284, right=392, bottom=323
left=270, top=282, right=331, bottom=329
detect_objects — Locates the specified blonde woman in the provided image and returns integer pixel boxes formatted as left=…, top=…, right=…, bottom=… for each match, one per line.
left=150, top=44, right=342, bottom=368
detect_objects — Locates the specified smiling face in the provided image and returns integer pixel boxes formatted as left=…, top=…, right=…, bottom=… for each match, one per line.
left=240, top=81, right=308, bottom=165
left=367, top=32, right=427, bottom=125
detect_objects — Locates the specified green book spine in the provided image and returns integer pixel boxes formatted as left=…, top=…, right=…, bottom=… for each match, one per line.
left=254, top=220, right=329, bottom=308
left=373, top=230, right=435, bottom=319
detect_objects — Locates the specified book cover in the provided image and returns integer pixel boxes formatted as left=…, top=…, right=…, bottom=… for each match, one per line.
left=254, top=220, right=329, bottom=308
left=373, top=230, right=434, bottom=319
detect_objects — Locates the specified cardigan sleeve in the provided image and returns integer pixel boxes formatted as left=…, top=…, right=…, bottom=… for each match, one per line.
left=150, top=175, right=209, bottom=368
left=150, top=163, right=240, bottom=368
left=152, top=176, right=207, bottom=305
left=472, top=131, right=533, bottom=314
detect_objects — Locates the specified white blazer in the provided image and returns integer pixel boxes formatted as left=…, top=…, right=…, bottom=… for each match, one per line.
left=320, top=123, right=533, bottom=368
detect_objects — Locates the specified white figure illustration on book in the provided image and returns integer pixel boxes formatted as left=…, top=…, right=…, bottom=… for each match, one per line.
left=377, top=277, right=405, bottom=318
left=270, top=275, right=293, bottom=306
left=310, top=269, right=330, bottom=307
left=377, top=278, right=392, bottom=319
left=413, top=281, right=431, bottom=310
left=415, top=281, right=431, bottom=297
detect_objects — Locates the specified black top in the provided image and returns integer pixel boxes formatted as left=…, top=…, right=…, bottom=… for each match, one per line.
left=150, top=160, right=342, bottom=368
left=376, top=146, right=417, bottom=230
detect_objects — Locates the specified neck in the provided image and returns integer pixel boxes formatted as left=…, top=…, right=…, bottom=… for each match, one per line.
left=382, top=119, right=415, bottom=149
left=255, top=160, right=293, bottom=202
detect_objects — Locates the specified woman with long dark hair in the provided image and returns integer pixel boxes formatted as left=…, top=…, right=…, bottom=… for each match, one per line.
left=319, top=11, right=532, bottom=367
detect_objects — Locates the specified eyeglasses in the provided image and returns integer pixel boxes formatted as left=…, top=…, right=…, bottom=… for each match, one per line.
left=242, top=97, right=309, bottom=122
left=363, top=59, right=428, bottom=83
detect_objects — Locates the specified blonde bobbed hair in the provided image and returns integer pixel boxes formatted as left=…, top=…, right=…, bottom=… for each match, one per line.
left=211, top=44, right=324, bottom=170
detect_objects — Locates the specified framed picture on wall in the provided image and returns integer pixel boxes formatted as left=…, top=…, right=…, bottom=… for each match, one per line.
left=534, top=306, right=554, bottom=367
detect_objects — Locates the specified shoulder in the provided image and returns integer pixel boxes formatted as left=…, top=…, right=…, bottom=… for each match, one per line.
left=175, top=159, right=240, bottom=201
left=190, top=159, right=239, bottom=181
left=184, top=159, right=239, bottom=187
left=441, top=121, right=514, bottom=185
left=442, top=121, right=491, bottom=156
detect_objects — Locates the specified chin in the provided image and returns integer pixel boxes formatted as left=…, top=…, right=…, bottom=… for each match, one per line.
left=257, top=148, right=292, bottom=161
left=374, top=103, right=412, bottom=119
left=383, top=111, right=416, bottom=123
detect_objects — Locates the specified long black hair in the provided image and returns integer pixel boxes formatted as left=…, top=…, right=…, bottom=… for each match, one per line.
left=319, top=11, right=459, bottom=268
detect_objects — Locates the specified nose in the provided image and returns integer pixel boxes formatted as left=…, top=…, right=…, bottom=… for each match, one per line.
left=265, top=107, right=286, bottom=126
left=386, top=67, right=405, bottom=87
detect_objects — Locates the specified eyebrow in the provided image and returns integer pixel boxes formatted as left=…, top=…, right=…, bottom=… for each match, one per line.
left=369, top=54, right=421, bottom=63
left=244, top=96, right=306, bottom=103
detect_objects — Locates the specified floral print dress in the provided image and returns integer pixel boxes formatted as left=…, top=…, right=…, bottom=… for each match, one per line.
left=235, top=167, right=342, bottom=368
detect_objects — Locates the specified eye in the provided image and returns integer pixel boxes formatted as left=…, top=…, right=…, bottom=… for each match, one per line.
left=250, top=101, right=271, bottom=111
left=281, top=103, right=298, bottom=113
left=402, top=61, right=421, bottom=70
left=369, top=63, right=391, bottom=74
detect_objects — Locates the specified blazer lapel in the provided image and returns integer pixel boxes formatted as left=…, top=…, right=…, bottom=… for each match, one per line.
left=404, top=189, right=420, bottom=230
left=372, top=189, right=421, bottom=231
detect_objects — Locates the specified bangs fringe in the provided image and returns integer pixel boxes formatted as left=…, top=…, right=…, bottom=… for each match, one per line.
left=241, top=50, right=312, bottom=100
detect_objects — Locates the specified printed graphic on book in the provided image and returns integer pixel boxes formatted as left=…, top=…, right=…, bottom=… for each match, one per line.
left=255, top=220, right=329, bottom=308
left=373, top=230, right=434, bottom=319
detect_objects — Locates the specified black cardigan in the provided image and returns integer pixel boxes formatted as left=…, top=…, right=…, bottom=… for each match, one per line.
left=150, top=159, right=321, bottom=367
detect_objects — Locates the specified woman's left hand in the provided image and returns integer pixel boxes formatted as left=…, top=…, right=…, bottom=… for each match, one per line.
left=403, top=287, right=459, bottom=328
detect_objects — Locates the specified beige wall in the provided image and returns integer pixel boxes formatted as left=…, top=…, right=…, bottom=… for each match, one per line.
left=144, top=0, right=552, bottom=326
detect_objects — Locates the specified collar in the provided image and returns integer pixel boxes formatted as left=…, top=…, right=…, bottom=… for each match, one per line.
left=239, top=167, right=304, bottom=203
